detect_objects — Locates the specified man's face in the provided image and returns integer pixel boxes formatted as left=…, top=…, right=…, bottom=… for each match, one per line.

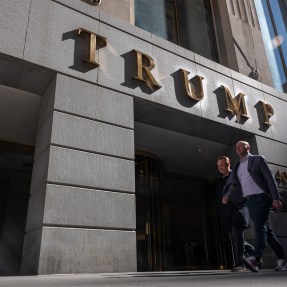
left=217, top=159, right=229, bottom=176
left=236, top=142, right=249, bottom=157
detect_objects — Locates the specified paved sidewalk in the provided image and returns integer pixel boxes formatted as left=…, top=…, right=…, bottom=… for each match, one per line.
left=1, top=269, right=287, bottom=287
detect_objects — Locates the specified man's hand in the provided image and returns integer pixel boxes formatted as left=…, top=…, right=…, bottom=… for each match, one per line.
left=272, top=200, right=282, bottom=212
left=222, top=196, right=229, bottom=204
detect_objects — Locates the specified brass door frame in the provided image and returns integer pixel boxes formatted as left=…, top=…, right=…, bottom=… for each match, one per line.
left=135, top=151, right=164, bottom=271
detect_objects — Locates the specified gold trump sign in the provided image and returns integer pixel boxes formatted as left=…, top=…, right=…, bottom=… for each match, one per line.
left=77, top=28, right=274, bottom=126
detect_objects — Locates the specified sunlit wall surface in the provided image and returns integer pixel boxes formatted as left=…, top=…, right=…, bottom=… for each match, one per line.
left=254, top=0, right=287, bottom=92
left=134, top=0, right=218, bottom=62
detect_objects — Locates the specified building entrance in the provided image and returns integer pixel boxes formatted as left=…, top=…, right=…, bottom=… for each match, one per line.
left=0, top=142, right=33, bottom=275
left=135, top=152, right=233, bottom=272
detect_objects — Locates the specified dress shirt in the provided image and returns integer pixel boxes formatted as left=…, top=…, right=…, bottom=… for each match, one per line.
left=237, top=154, right=265, bottom=197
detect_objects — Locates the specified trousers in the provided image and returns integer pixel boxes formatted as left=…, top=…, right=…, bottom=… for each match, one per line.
left=232, top=227, right=255, bottom=265
left=245, top=193, right=285, bottom=259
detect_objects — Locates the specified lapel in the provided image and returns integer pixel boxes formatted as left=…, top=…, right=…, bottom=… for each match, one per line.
left=233, top=161, right=240, bottom=181
left=247, top=154, right=254, bottom=172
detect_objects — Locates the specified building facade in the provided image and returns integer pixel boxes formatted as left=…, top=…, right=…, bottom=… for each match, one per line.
left=0, top=0, right=287, bottom=275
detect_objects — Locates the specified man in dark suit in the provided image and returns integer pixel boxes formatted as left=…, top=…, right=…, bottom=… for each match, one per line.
left=223, top=140, right=287, bottom=272
left=216, top=156, right=254, bottom=272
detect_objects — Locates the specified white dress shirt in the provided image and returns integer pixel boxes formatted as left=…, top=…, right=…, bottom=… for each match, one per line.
left=237, top=154, right=265, bottom=197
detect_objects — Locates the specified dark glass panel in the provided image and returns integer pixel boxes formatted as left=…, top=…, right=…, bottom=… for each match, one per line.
left=135, top=0, right=218, bottom=62
left=135, top=153, right=232, bottom=271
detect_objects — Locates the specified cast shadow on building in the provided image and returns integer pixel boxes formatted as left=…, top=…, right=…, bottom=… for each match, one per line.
left=233, top=38, right=259, bottom=81
left=120, top=51, right=158, bottom=95
left=62, top=29, right=103, bottom=73
left=214, top=87, right=248, bottom=125
left=171, top=70, right=199, bottom=108
left=254, top=102, right=270, bottom=132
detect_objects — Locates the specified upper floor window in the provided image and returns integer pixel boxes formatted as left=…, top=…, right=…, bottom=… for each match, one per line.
left=255, top=0, right=287, bottom=93
left=135, top=0, right=219, bottom=62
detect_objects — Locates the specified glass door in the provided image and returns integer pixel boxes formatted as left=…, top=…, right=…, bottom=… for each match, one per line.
left=135, top=153, right=231, bottom=271
left=161, top=176, right=226, bottom=270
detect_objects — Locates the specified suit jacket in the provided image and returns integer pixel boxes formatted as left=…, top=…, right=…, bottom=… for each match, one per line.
left=231, top=154, right=279, bottom=201
left=222, top=170, right=246, bottom=208
left=216, top=171, right=248, bottom=233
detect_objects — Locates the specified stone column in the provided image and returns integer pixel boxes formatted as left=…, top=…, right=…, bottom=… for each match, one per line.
left=212, top=0, right=272, bottom=86
left=98, top=0, right=135, bottom=24
left=21, top=74, right=136, bottom=274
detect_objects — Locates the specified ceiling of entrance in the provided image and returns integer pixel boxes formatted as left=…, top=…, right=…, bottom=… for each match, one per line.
left=135, top=122, right=231, bottom=181
left=0, top=55, right=56, bottom=148
left=0, top=84, right=40, bottom=147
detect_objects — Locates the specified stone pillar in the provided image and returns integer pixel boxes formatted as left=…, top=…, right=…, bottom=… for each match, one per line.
left=212, top=0, right=272, bottom=86
left=21, top=74, right=136, bottom=274
left=98, top=0, right=135, bottom=24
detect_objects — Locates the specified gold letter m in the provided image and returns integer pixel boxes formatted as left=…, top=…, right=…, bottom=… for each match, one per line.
left=221, top=85, right=249, bottom=123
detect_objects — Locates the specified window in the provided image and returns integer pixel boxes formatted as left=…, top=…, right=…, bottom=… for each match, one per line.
left=254, top=0, right=287, bottom=92
left=135, top=0, right=219, bottom=62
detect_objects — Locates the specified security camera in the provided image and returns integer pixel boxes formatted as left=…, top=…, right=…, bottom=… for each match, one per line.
left=250, top=68, right=260, bottom=80
left=83, top=0, right=101, bottom=5
left=89, top=0, right=102, bottom=5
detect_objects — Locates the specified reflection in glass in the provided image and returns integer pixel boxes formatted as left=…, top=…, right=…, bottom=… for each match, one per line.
left=255, top=0, right=287, bottom=92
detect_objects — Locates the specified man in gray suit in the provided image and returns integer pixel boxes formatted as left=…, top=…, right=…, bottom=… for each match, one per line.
left=222, top=140, right=287, bottom=272
left=216, top=156, right=255, bottom=272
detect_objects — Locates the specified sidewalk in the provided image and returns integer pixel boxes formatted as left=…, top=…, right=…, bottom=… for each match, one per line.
left=1, top=269, right=287, bottom=287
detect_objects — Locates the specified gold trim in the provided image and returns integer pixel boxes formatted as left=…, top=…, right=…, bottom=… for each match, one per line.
left=259, top=100, right=274, bottom=126
left=132, top=49, right=161, bottom=91
left=221, top=85, right=249, bottom=122
left=78, top=27, right=107, bottom=67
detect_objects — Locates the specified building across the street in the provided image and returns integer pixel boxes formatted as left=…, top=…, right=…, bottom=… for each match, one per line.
left=0, top=0, right=287, bottom=276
